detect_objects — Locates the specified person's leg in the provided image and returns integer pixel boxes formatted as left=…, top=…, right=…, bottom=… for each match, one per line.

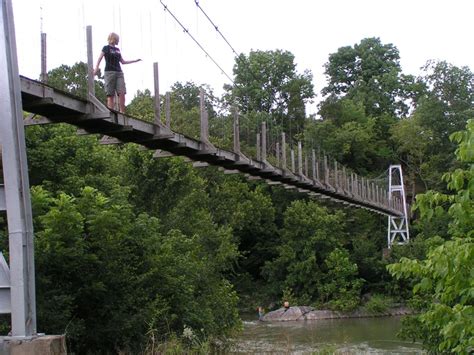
left=104, top=72, right=117, bottom=110
left=107, top=95, right=115, bottom=109
left=118, top=93, right=126, bottom=113
left=116, top=72, right=127, bottom=113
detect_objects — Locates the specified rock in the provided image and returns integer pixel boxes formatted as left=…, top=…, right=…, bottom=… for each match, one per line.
left=261, top=306, right=314, bottom=322
left=261, top=306, right=414, bottom=321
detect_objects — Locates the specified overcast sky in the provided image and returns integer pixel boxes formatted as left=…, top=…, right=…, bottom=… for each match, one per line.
left=12, top=0, right=474, bottom=114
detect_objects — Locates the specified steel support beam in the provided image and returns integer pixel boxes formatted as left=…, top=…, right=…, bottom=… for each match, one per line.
left=0, top=0, right=37, bottom=336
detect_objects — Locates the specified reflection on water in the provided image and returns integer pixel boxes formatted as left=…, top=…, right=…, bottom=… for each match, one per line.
left=231, top=316, right=424, bottom=354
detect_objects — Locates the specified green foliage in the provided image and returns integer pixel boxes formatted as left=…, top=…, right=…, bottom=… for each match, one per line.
left=127, top=89, right=155, bottom=121
left=320, top=248, right=363, bottom=312
left=388, top=120, right=474, bottom=354
left=262, top=200, right=346, bottom=304
left=47, top=61, right=106, bottom=102
left=32, top=185, right=241, bottom=352
left=227, top=49, right=314, bottom=140
left=322, top=37, right=413, bottom=117
left=364, top=294, right=391, bottom=314
left=209, top=179, right=277, bottom=278
left=25, top=124, right=125, bottom=197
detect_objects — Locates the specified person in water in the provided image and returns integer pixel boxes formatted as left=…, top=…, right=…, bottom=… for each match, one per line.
left=93, top=32, right=141, bottom=113
left=258, top=306, right=265, bottom=320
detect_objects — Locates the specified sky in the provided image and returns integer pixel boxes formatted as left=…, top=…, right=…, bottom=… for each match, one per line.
left=11, top=0, right=474, bottom=115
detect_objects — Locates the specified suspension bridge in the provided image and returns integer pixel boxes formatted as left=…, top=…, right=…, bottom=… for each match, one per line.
left=0, top=0, right=409, bottom=344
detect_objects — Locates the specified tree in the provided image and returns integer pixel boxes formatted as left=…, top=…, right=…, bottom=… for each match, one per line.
left=388, top=119, right=474, bottom=354
left=47, top=61, right=106, bottom=102
left=262, top=200, right=346, bottom=304
left=226, top=50, right=314, bottom=140
left=394, top=61, right=474, bottom=191
left=322, top=37, right=415, bottom=117
left=320, top=248, right=363, bottom=311
left=126, top=89, right=155, bottom=121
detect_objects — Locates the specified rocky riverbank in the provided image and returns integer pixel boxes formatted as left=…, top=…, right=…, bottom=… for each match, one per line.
left=261, top=306, right=412, bottom=322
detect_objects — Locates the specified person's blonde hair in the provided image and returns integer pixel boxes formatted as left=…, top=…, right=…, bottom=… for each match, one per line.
left=107, top=32, right=119, bottom=45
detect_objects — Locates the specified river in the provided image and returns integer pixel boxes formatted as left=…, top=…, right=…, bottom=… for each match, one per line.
left=231, top=315, right=424, bottom=354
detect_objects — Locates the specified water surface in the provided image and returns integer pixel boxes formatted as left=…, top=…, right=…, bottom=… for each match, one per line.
left=231, top=315, right=424, bottom=354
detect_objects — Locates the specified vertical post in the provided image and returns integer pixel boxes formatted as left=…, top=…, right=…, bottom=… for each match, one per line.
left=281, top=133, right=287, bottom=170
left=233, top=108, right=240, bottom=154
left=297, top=142, right=303, bottom=176
left=86, top=25, right=94, bottom=97
left=304, top=156, right=308, bottom=177
left=165, top=92, right=171, bottom=129
left=311, top=149, right=316, bottom=181
left=342, top=167, right=347, bottom=191
left=276, top=143, right=280, bottom=167
left=290, top=149, right=295, bottom=172
left=324, top=155, right=329, bottom=185
left=261, top=121, right=267, bottom=162
left=361, top=177, right=365, bottom=199
left=200, top=88, right=209, bottom=144
left=334, top=161, right=339, bottom=188
left=256, top=133, right=261, bottom=161
left=153, top=62, right=161, bottom=125
left=40, top=32, right=47, bottom=83
left=0, top=0, right=37, bottom=336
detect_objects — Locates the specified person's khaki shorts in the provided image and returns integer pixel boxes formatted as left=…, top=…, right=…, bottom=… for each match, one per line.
left=104, top=71, right=126, bottom=96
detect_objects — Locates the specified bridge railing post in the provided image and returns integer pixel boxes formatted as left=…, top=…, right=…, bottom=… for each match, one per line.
left=304, top=155, right=308, bottom=178
left=281, top=133, right=287, bottom=171
left=276, top=142, right=280, bottom=167
left=233, top=108, right=240, bottom=154
left=297, top=141, right=303, bottom=176
left=86, top=25, right=94, bottom=97
left=40, top=32, right=47, bottom=83
left=165, top=92, right=171, bottom=129
left=153, top=62, right=161, bottom=126
left=256, top=133, right=261, bottom=161
left=199, top=88, right=213, bottom=148
left=290, top=148, right=295, bottom=173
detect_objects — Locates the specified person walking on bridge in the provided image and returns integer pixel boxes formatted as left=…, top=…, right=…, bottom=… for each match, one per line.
left=93, top=32, right=141, bottom=113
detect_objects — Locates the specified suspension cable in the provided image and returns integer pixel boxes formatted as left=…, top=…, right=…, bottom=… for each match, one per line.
left=159, top=0, right=234, bottom=85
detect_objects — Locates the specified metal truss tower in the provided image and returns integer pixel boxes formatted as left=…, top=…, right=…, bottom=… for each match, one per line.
left=387, top=165, right=410, bottom=248
left=0, top=0, right=37, bottom=337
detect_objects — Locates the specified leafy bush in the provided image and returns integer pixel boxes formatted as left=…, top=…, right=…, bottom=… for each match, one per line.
left=364, top=294, right=391, bottom=314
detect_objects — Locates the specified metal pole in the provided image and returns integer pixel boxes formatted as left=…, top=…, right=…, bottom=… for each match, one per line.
left=40, top=32, right=47, bottom=83
left=200, top=88, right=209, bottom=144
left=281, top=133, right=287, bottom=170
left=86, top=25, right=94, bottom=97
left=0, top=0, right=37, bottom=336
left=290, top=149, right=295, bottom=172
left=233, top=108, right=240, bottom=154
left=297, top=142, right=303, bottom=176
left=256, top=133, right=261, bottom=161
left=153, top=62, right=161, bottom=125
left=165, top=92, right=171, bottom=129
left=276, top=142, right=280, bottom=167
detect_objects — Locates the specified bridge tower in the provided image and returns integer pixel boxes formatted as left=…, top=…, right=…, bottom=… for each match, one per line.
left=1, top=0, right=37, bottom=336
left=387, top=165, right=410, bottom=248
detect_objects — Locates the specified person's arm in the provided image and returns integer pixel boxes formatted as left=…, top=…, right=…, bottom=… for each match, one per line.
left=93, top=52, right=104, bottom=76
left=120, top=57, right=142, bottom=65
